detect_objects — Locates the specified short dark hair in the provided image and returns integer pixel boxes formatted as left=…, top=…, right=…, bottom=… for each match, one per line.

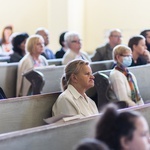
left=140, top=29, right=150, bottom=38
left=12, top=32, right=29, bottom=55
left=95, top=104, right=141, bottom=150
left=128, top=35, right=145, bottom=51
left=74, top=138, right=109, bottom=150
left=59, top=31, right=67, bottom=47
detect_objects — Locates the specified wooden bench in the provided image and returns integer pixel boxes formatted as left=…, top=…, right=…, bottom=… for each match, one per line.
left=0, top=103, right=149, bottom=150
left=0, top=92, right=60, bottom=134
left=0, top=60, right=113, bottom=98
left=47, top=58, right=62, bottom=66
left=0, top=63, right=18, bottom=98
left=94, top=64, right=150, bottom=104
left=36, top=60, right=114, bottom=94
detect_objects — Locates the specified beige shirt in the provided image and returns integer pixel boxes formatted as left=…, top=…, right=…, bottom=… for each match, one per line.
left=52, top=84, right=98, bottom=117
left=62, top=49, right=91, bottom=65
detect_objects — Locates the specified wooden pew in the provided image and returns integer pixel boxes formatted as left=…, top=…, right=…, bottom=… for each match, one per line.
left=36, top=65, right=64, bottom=93
left=36, top=60, right=114, bottom=94
left=0, top=60, right=113, bottom=98
left=0, top=92, right=60, bottom=134
left=0, top=56, right=10, bottom=62
left=0, top=104, right=149, bottom=150
left=47, top=58, right=62, bottom=66
left=0, top=63, right=18, bottom=98
left=94, top=64, right=150, bottom=104
left=128, top=65, right=150, bottom=102
left=90, top=60, right=114, bottom=73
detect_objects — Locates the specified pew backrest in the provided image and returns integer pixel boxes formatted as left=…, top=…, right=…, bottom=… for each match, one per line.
left=47, top=58, right=62, bottom=66
left=0, top=103, right=150, bottom=150
left=0, top=92, right=60, bottom=134
left=0, top=63, right=18, bottom=98
left=90, top=60, right=114, bottom=73
left=95, top=64, right=150, bottom=104
left=128, top=65, right=150, bottom=102
left=0, top=60, right=114, bottom=98
left=36, top=60, right=114, bottom=94
left=36, top=66, right=65, bottom=93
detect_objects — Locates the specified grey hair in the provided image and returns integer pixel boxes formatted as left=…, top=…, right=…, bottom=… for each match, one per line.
left=35, top=27, right=49, bottom=35
left=64, top=31, right=81, bottom=48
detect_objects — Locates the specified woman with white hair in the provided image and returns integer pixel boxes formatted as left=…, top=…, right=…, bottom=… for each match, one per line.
left=16, top=34, right=48, bottom=97
left=109, top=45, right=144, bottom=106
left=62, top=31, right=91, bottom=65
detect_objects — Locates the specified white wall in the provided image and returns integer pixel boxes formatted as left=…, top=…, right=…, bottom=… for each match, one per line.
left=84, top=0, right=150, bottom=53
left=0, top=0, right=48, bottom=34
left=0, top=0, right=150, bottom=54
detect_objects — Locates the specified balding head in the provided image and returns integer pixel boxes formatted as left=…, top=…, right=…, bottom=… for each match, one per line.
left=108, top=29, right=122, bottom=48
left=35, top=27, right=49, bottom=46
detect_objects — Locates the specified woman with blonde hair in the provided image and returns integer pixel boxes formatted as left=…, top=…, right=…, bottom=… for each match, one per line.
left=16, top=34, right=48, bottom=97
left=109, top=45, right=144, bottom=106
left=52, top=59, right=98, bottom=117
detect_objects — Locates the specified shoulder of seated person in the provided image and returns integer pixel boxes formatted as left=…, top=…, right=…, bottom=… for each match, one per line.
left=58, top=90, right=71, bottom=98
left=96, top=43, right=108, bottom=49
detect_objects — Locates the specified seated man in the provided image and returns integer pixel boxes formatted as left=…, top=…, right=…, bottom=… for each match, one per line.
left=62, top=31, right=91, bottom=65
left=35, top=27, right=55, bottom=59
left=91, top=29, right=122, bottom=61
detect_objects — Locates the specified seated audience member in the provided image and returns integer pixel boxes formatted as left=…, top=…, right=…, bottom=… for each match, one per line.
left=109, top=45, right=144, bottom=107
left=95, top=104, right=150, bottom=150
left=16, top=35, right=48, bottom=97
left=62, top=31, right=91, bottom=65
left=35, top=27, right=55, bottom=59
left=52, top=59, right=98, bottom=117
left=128, top=35, right=150, bottom=66
left=9, top=32, right=29, bottom=63
left=140, top=29, right=150, bottom=52
left=0, top=25, right=13, bottom=55
left=74, top=138, right=109, bottom=150
left=91, top=29, right=122, bottom=61
left=55, top=31, right=68, bottom=58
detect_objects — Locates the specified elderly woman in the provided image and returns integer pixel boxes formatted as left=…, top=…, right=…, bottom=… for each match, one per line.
left=109, top=45, right=144, bottom=107
left=128, top=35, right=150, bottom=66
left=62, top=31, right=91, bottom=65
left=16, top=35, right=48, bottom=97
left=52, top=59, right=98, bottom=117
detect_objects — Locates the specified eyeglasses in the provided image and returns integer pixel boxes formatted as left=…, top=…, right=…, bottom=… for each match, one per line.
left=111, top=35, right=122, bottom=38
left=71, top=40, right=82, bottom=43
left=120, top=54, right=132, bottom=58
